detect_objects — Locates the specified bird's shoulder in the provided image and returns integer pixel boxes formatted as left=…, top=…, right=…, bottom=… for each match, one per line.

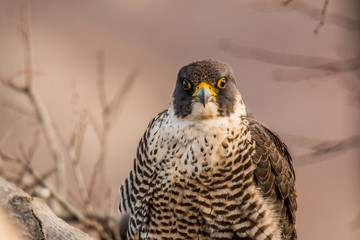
left=242, top=116, right=297, bottom=239
left=243, top=116, right=295, bottom=176
left=146, top=109, right=169, bottom=131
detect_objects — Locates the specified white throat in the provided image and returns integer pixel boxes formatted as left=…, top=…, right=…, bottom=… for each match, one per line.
left=169, top=94, right=247, bottom=122
left=186, top=102, right=219, bottom=120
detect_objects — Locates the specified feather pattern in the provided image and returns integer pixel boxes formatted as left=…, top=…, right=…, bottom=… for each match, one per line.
left=119, top=109, right=296, bottom=240
left=119, top=59, right=296, bottom=240
left=248, top=118, right=297, bottom=239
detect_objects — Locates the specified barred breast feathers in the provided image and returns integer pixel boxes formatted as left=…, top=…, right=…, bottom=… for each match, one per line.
left=119, top=104, right=246, bottom=238
left=119, top=110, right=169, bottom=238
left=119, top=100, right=296, bottom=239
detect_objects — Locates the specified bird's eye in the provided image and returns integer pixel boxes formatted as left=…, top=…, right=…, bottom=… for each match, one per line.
left=217, top=77, right=226, bottom=89
left=183, top=79, right=191, bottom=90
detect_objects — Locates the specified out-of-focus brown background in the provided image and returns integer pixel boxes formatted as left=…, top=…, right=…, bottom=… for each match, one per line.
left=0, top=0, right=359, bottom=239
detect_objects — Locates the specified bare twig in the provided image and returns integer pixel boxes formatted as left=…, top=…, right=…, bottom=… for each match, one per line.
left=22, top=166, right=56, bottom=191
left=20, top=0, right=33, bottom=88
left=293, top=1, right=360, bottom=33
left=0, top=70, right=27, bottom=92
left=282, top=0, right=293, bottom=6
left=272, top=55, right=360, bottom=82
left=1, top=0, right=68, bottom=200
left=314, top=0, right=330, bottom=34
left=12, top=129, right=40, bottom=186
left=280, top=0, right=360, bottom=33
left=108, top=69, right=139, bottom=129
left=88, top=52, right=137, bottom=208
left=1, top=2, right=133, bottom=238
left=66, top=182, right=88, bottom=210
left=57, top=111, right=96, bottom=217
left=87, top=152, right=104, bottom=200
left=14, top=142, right=33, bottom=186
left=26, top=127, right=41, bottom=161
left=56, top=109, right=123, bottom=240
left=26, top=89, right=68, bottom=200
left=87, top=111, right=102, bottom=141
left=0, top=149, right=112, bottom=240
left=0, top=100, right=36, bottom=119
left=97, top=51, right=107, bottom=110
left=219, top=39, right=338, bottom=68
left=88, top=51, right=110, bottom=207
left=283, top=0, right=331, bottom=34
left=0, top=119, right=20, bottom=147
left=219, top=39, right=360, bottom=81
left=282, top=134, right=360, bottom=166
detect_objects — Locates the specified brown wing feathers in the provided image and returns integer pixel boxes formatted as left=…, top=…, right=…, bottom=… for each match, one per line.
left=248, top=119, right=297, bottom=239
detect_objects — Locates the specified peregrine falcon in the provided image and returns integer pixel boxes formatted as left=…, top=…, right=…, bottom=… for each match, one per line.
left=119, top=59, right=297, bottom=240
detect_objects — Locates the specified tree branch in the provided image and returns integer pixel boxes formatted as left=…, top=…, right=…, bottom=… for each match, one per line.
left=314, top=0, right=330, bottom=34
left=0, top=176, right=94, bottom=240
left=282, top=134, right=360, bottom=166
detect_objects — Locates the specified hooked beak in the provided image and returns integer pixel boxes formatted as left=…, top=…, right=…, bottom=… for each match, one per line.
left=192, top=82, right=217, bottom=107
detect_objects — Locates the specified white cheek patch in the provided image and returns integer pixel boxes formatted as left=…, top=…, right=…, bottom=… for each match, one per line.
left=187, top=102, right=218, bottom=120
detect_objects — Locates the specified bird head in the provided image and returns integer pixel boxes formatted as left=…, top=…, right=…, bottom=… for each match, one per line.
left=172, top=59, right=244, bottom=119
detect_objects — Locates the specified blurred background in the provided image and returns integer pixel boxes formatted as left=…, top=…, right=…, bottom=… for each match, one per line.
left=0, top=0, right=359, bottom=239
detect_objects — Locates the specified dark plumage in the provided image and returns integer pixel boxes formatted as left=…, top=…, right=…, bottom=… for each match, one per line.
left=173, top=60, right=239, bottom=118
left=119, top=59, right=297, bottom=240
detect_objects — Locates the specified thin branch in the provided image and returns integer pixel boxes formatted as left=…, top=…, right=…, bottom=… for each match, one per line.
left=231, top=1, right=359, bottom=32
left=219, top=39, right=360, bottom=81
left=0, top=149, right=112, bottom=240
left=56, top=112, right=96, bottom=217
left=15, top=142, right=32, bottom=186
left=20, top=0, right=33, bottom=88
left=87, top=111, right=102, bottom=142
left=87, top=152, right=105, bottom=201
left=27, top=127, right=41, bottom=161
left=272, top=54, right=360, bottom=82
left=86, top=113, right=104, bottom=200
left=0, top=119, right=20, bottom=147
left=0, top=100, right=36, bottom=119
left=280, top=0, right=360, bottom=33
left=22, top=166, right=56, bottom=191
left=65, top=182, right=88, bottom=211
left=0, top=70, right=29, bottom=92
left=282, top=0, right=293, bottom=6
left=292, top=0, right=360, bottom=33
left=0, top=0, right=67, bottom=201
left=103, top=185, right=111, bottom=213
left=107, top=69, right=139, bottom=129
left=10, top=0, right=68, bottom=199
left=89, top=52, right=137, bottom=208
left=1, top=2, right=126, bottom=239
left=282, top=134, right=360, bottom=166
left=0, top=75, right=28, bottom=92
left=314, top=0, right=330, bottom=34
left=12, top=128, right=40, bottom=186
left=219, top=39, right=339, bottom=68
left=27, top=87, right=67, bottom=198
left=97, top=50, right=107, bottom=110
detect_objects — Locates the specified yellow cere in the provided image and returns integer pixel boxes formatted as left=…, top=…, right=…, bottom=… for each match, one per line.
left=192, top=82, right=218, bottom=98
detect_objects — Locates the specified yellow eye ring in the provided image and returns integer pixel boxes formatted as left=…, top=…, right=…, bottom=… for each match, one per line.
left=217, top=77, right=226, bottom=89
left=183, top=79, right=191, bottom=90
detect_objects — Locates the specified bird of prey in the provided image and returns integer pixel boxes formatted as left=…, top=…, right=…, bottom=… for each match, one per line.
left=119, top=59, right=297, bottom=240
